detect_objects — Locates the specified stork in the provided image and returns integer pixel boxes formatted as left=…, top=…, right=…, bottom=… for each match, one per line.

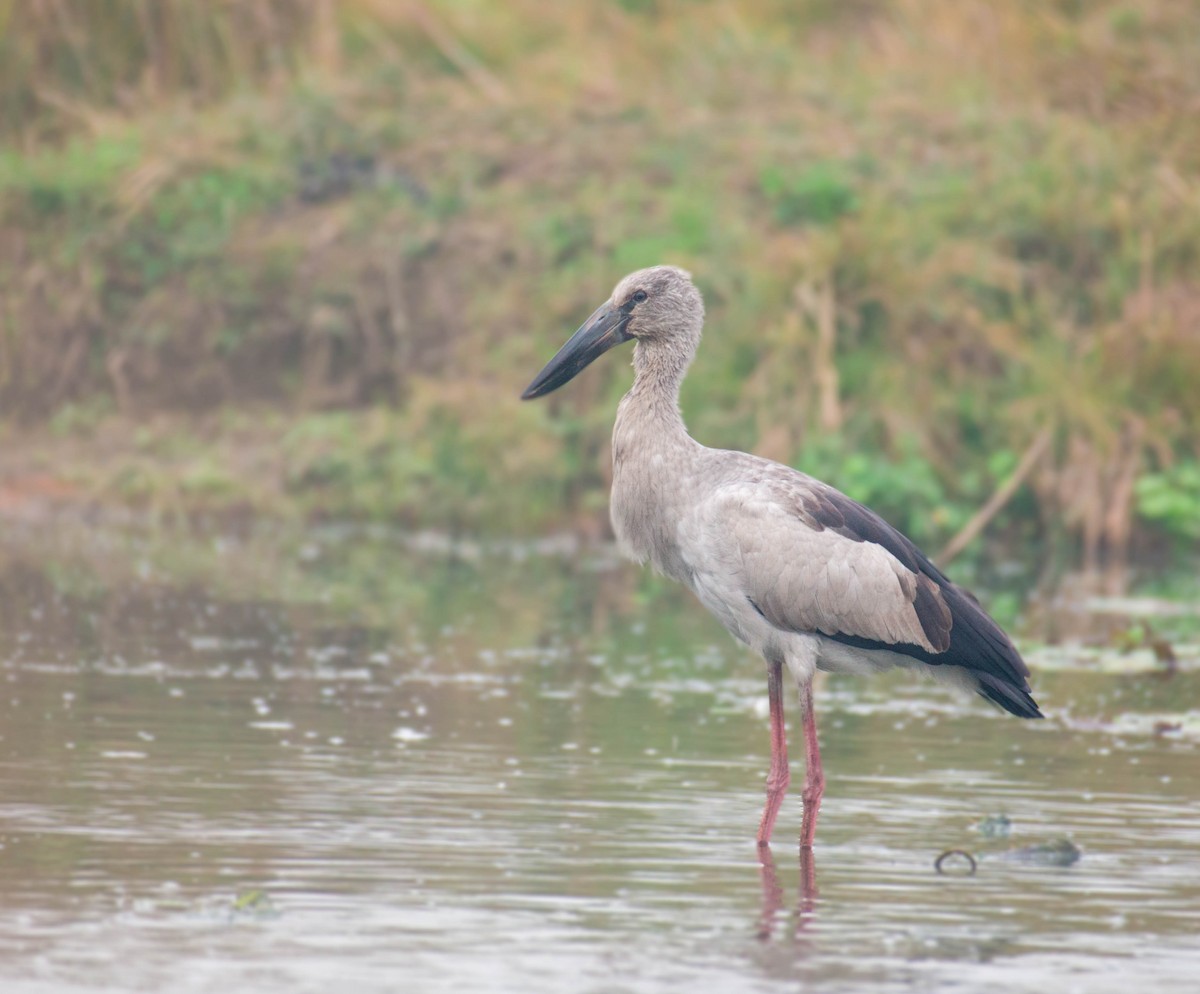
left=521, top=266, right=1042, bottom=848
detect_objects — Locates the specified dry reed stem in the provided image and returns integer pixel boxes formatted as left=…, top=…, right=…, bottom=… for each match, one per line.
left=937, top=428, right=1052, bottom=566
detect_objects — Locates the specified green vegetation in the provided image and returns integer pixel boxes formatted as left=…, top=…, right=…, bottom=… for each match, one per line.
left=760, top=162, right=859, bottom=228
left=1136, top=461, right=1200, bottom=541
left=2, top=1, right=1199, bottom=570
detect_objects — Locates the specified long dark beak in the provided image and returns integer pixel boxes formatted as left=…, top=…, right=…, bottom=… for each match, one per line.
left=521, top=303, right=632, bottom=400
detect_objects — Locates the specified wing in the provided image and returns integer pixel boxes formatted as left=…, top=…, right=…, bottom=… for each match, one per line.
left=682, top=473, right=952, bottom=652
left=680, top=459, right=1041, bottom=718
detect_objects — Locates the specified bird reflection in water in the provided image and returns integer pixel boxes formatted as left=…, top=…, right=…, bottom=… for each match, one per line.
left=755, top=845, right=818, bottom=942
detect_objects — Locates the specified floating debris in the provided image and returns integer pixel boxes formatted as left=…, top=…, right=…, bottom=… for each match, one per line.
left=1030, top=643, right=1199, bottom=675
left=939, top=834, right=1081, bottom=873
left=1104, top=711, right=1200, bottom=741
left=974, top=814, right=1013, bottom=839
left=934, top=849, right=978, bottom=876
left=231, top=889, right=280, bottom=920
left=1112, top=621, right=1179, bottom=675
left=997, top=838, right=1082, bottom=867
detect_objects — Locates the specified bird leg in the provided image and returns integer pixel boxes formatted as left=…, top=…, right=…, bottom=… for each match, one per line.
left=798, top=680, right=825, bottom=849
left=756, top=658, right=790, bottom=846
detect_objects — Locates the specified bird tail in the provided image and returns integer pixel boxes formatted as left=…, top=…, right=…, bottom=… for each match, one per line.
left=976, top=672, right=1044, bottom=719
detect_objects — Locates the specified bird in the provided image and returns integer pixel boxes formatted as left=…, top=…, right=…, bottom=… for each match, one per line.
left=521, top=265, right=1043, bottom=848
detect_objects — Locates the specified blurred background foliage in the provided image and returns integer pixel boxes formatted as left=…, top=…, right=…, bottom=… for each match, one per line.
left=0, top=0, right=1198, bottom=575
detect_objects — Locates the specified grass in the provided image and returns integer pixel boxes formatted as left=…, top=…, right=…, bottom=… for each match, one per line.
left=1, top=1, right=1199, bottom=566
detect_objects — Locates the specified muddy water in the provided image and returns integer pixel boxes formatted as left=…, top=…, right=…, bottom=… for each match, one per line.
left=0, top=520, right=1197, bottom=993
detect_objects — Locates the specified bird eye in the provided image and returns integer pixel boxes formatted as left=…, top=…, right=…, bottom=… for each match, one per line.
left=632, top=290, right=648, bottom=304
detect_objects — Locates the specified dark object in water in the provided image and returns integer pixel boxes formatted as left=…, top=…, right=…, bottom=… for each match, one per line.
left=998, top=838, right=1082, bottom=867
left=934, top=849, right=978, bottom=876
left=975, top=813, right=1013, bottom=839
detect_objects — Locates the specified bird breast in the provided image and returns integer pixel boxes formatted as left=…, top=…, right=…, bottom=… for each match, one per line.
left=610, top=437, right=696, bottom=585
left=611, top=451, right=669, bottom=569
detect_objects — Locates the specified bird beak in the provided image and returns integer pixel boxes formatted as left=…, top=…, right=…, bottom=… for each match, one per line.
left=521, top=303, right=632, bottom=400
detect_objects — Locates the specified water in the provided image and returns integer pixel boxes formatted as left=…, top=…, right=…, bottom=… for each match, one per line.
left=1, top=519, right=1198, bottom=993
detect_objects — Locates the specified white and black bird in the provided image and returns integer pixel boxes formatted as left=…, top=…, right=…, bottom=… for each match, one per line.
left=522, top=266, right=1042, bottom=848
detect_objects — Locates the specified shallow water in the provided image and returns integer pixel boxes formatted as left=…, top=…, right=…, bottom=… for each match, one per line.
left=1, top=520, right=1198, bottom=993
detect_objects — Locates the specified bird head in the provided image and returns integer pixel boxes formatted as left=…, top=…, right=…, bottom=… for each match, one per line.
left=521, top=266, right=703, bottom=400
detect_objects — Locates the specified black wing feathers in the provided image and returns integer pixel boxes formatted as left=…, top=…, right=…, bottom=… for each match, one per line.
left=801, top=485, right=1043, bottom=720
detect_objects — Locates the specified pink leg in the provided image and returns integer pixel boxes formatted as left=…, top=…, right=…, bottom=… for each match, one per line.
left=798, top=681, right=825, bottom=848
left=756, top=659, right=790, bottom=846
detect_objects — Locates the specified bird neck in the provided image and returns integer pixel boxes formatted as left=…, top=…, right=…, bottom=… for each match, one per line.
left=610, top=340, right=701, bottom=579
left=629, top=339, right=692, bottom=413
left=613, top=340, right=697, bottom=453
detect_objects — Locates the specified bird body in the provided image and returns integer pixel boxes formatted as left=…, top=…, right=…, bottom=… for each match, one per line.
left=523, top=265, right=1042, bottom=847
